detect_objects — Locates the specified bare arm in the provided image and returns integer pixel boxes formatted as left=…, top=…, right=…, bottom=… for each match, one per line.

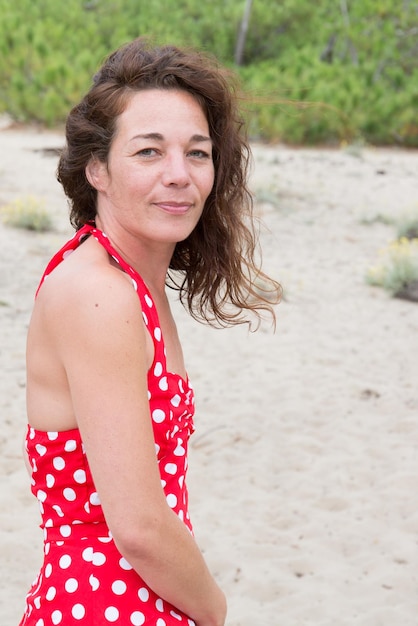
left=49, top=270, right=226, bottom=626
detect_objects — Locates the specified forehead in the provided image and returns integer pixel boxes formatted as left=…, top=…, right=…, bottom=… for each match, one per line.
left=115, top=88, right=209, bottom=136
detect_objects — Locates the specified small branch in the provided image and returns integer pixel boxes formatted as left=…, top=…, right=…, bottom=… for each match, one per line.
left=340, top=0, right=350, bottom=30
left=234, top=0, right=253, bottom=66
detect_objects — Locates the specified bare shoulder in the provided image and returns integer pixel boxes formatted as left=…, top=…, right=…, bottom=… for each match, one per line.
left=36, top=237, right=144, bottom=344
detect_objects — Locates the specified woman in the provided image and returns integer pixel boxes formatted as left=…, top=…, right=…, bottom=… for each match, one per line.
left=20, top=38, right=281, bottom=626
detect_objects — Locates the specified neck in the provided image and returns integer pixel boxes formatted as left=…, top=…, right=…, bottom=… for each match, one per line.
left=94, top=214, right=175, bottom=294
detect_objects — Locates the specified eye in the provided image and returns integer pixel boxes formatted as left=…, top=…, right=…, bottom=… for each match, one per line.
left=136, top=148, right=158, bottom=157
left=188, top=149, right=212, bottom=159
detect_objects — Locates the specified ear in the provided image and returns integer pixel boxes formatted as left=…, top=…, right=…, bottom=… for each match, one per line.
left=85, top=158, right=108, bottom=192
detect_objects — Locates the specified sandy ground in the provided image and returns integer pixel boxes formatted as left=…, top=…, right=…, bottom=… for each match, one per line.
left=0, top=122, right=417, bottom=626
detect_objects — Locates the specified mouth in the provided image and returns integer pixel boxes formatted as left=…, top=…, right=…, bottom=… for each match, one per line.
left=154, top=201, right=194, bottom=215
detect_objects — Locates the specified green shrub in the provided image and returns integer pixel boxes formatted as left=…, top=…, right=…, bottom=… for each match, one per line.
left=366, top=238, right=418, bottom=298
left=0, top=0, right=417, bottom=145
left=0, top=196, right=53, bottom=232
left=397, top=213, right=418, bottom=241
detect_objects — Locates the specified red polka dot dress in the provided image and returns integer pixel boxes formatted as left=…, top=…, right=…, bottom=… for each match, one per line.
left=20, top=224, right=197, bottom=626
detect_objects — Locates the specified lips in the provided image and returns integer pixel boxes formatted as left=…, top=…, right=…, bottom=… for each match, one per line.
left=154, top=201, right=193, bottom=215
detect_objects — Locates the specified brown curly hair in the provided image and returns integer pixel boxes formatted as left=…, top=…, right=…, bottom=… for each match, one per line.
left=57, top=37, right=281, bottom=327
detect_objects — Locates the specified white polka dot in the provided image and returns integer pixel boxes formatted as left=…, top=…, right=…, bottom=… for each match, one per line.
left=130, top=612, right=146, bottom=626
left=59, top=554, right=72, bottom=569
left=170, top=610, right=182, bottom=621
left=152, top=409, right=166, bottom=423
left=53, top=457, right=65, bottom=471
left=34, top=596, right=41, bottom=609
left=65, top=439, right=77, bottom=452
left=170, top=394, right=181, bottom=407
left=92, top=551, right=106, bottom=566
left=174, top=440, right=186, bottom=456
left=45, top=563, right=53, bottom=577
left=111, top=580, right=127, bottom=595
left=51, top=610, right=63, bottom=625
left=166, top=493, right=177, bottom=508
left=35, top=619, right=44, bottom=626
left=157, top=618, right=167, bottom=626
left=63, top=488, right=77, bottom=501
left=154, top=327, right=162, bottom=341
left=164, top=463, right=177, bottom=475
left=159, top=377, right=168, bottom=391
left=89, top=574, right=100, bottom=591
left=65, top=578, right=78, bottom=593
left=177, top=509, right=184, bottom=521
left=90, top=492, right=101, bottom=505
left=47, top=432, right=58, bottom=440
left=119, top=557, right=133, bottom=570
left=46, top=586, right=56, bottom=601
left=46, top=474, right=55, bottom=488
left=154, top=361, right=163, bottom=377
left=29, top=428, right=35, bottom=439
left=155, top=598, right=164, bottom=612
left=131, top=278, right=138, bottom=291
left=105, top=606, right=119, bottom=622
left=138, top=587, right=149, bottom=602
left=37, top=489, right=47, bottom=503
left=142, top=311, right=148, bottom=326
left=72, top=603, right=86, bottom=620
left=81, top=547, right=93, bottom=563
left=35, top=444, right=47, bottom=456
left=52, top=504, right=64, bottom=517
left=73, top=469, right=86, bottom=483
left=60, top=525, right=72, bottom=538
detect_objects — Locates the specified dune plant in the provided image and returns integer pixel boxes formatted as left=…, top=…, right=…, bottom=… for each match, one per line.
left=397, top=212, right=418, bottom=241
left=1, top=0, right=418, bottom=145
left=366, top=237, right=418, bottom=301
left=0, top=196, right=53, bottom=232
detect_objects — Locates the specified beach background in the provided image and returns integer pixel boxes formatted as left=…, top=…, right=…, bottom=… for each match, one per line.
left=1, top=121, right=417, bottom=625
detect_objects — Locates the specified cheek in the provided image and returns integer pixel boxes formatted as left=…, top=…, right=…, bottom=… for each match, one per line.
left=203, top=167, right=215, bottom=199
left=119, top=171, right=151, bottom=198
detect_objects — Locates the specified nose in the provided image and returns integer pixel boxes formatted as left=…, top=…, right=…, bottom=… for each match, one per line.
left=162, top=153, right=191, bottom=187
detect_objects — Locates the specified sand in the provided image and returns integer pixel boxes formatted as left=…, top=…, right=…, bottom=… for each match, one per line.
left=1, top=122, right=417, bottom=626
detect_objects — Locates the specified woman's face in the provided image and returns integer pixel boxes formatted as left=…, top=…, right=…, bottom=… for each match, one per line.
left=87, top=88, right=215, bottom=249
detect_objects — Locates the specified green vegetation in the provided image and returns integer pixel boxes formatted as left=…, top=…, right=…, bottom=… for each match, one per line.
left=0, top=196, right=53, bottom=231
left=366, top=208, right=418, bottom=301
left=1, top=0, right=417, bottom=145
left=366, top=237, right=418, bottom=301
left=397, top=213, right=418, bottom=240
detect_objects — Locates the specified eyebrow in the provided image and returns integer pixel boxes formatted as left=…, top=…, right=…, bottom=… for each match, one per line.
left=129, top=133, right=212, bottom=144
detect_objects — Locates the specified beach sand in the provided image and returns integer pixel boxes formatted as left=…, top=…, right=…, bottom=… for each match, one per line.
left=1, top=123, right=417, bottom=625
